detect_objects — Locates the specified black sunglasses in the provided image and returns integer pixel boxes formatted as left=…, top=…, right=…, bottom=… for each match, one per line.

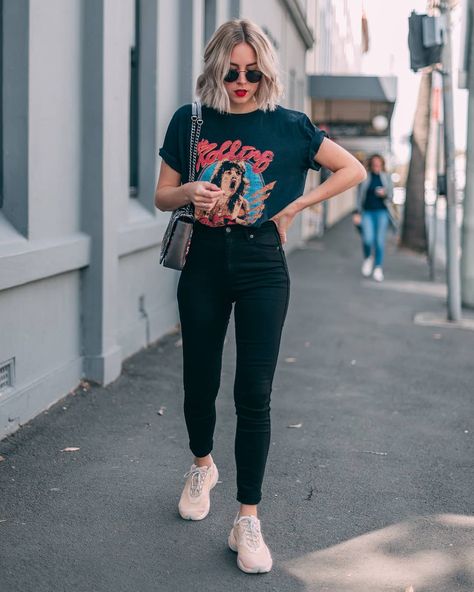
left=224, top=69, right=263, bottom=83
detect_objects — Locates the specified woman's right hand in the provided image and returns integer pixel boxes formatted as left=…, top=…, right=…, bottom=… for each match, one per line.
left=184, top=181, right=224, bottom=211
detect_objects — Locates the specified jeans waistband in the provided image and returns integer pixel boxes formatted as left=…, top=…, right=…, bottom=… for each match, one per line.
left=193, top=219, right=277, bottom=237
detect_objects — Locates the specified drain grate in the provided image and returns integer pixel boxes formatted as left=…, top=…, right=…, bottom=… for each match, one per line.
left=0, top=359, right=14, bottom=393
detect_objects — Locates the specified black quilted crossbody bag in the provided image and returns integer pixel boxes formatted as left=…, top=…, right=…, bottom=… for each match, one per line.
left=159, top=101, right=203, bottom=270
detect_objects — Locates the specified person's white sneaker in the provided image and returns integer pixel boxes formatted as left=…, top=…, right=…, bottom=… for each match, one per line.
left=228, top=513, right=273, bottom=574
left=373, top=266, right=384, bottom=282
left=178, top=462, right=219, bottom=520
left=361, top=256, right=374, bottom=277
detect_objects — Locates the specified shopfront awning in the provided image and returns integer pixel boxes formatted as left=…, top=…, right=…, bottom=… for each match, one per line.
left=308, top=75, right=398, bottom=137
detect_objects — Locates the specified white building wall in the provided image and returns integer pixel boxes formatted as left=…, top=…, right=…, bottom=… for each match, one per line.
left=0, top=0, right=89, bottom=438
left=29, top=0, right=83, bottom=240
left=0, top=0, right=321, bottom=439
left=305, top=0, right=364, bottom=231
left=306, top=0, right=362, bottom=75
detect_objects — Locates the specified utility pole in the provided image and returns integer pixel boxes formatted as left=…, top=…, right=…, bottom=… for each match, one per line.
left=439, top=0, right=462, bottom=320
left=461, top=0, right=474, bottom=308
left=427, top=75, right=444, bottom=282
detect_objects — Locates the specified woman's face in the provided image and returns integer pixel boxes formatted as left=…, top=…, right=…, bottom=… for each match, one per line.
left=224, top=42, right=261, bottom=113
left=370, top=157, right=383, bottom=174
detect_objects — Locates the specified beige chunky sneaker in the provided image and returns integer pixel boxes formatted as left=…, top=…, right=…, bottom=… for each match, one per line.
left=178, top=462, right=219, bottom=520
left=228, top=513, right=273, bottom=574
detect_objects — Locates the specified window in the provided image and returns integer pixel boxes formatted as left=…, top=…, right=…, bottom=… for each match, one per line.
left=129, top=0, right=139, bottom=197
left=0, top=0, right=3, bottom=209
left=0, top=0, right=28, bottom=234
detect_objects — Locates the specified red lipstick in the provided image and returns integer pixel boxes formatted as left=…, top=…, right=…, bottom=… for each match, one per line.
left=235, top=90, right=248, bottom=97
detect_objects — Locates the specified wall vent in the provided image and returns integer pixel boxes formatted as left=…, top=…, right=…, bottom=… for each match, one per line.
left=0, top=358, right=14, bottom=393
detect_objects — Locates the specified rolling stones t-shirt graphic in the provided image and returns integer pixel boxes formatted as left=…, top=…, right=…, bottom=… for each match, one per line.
left=158, top=103, right=327, bottom=228
left=194, top=139, right=276, bottom=227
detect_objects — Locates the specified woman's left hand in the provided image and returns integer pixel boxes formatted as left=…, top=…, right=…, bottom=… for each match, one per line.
left=270, top=207, right=297, bottom=244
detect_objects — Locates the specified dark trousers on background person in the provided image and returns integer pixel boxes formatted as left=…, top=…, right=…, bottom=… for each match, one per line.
left=177, top=219, right=290, bottom=505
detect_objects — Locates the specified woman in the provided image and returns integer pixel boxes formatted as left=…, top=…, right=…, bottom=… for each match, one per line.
left=355, top=154, right=394, bottom=282
left=155, top=19, right=366, bottom=574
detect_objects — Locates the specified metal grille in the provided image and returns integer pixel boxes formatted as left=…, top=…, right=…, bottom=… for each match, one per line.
left=0, top=359, right=14, bottom=392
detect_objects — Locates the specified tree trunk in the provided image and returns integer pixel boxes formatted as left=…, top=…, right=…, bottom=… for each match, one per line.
left=400, top=72, right=432, bottom=252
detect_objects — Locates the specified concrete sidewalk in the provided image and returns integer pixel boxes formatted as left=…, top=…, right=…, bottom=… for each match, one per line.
left=1, top=217, right=472, bottom=592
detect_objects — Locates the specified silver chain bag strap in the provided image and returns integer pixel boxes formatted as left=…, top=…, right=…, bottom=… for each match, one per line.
left=159, top=100, right=203, bottom=270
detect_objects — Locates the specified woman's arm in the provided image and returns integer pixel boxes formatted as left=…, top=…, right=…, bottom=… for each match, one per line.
left=154, top=162, right=190, bottom=211
left=154, top=161, right=224, bottom=212
left=291, top=138, right=367, bottom=213
left=272, top=138, right=367, bottom=242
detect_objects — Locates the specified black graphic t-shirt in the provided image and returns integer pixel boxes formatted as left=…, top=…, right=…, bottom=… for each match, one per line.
left=158, top=103, right=327, bottom=228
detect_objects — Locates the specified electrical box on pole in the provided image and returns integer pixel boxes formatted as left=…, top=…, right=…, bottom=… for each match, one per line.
left=408, top=12, right=444, bottom=72
left=408, top=4, right=462, bottom=321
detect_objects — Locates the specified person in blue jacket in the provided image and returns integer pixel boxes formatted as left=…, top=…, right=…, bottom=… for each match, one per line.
left=155, top=18, right=366, bottom=574
left=355, top=154, right=394, bottom=282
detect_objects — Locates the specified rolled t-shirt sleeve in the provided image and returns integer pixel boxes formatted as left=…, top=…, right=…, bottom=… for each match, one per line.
left=158, top=108, right=183, bottom=175
left=301, top=114, right=328, bottom=171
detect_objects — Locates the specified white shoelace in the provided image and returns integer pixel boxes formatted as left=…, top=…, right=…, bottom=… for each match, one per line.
left=237, top=516, right=261, bottom=550
left=183, top=465, right=209, bottom=497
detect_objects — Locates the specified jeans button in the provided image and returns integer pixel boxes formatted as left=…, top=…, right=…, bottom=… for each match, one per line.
left=249, top=234, right=254, bottom=239
left=225, top=227, right=231, bottom=233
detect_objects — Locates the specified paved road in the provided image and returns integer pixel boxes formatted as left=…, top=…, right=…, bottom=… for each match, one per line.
left=1, top=217, right=472, bottom=592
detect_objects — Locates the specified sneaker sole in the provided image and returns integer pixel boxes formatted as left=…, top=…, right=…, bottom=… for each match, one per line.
left=178, top=465, right=219, bottom=521
left=228, top=529, right=273, bottom=574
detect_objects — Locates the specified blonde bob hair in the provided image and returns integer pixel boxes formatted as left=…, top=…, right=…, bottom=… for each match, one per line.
left=196, top=19, right=283, bottom=113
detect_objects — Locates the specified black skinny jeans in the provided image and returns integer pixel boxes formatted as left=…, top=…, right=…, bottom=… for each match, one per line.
left=177, top=219, right=290, bottom=505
